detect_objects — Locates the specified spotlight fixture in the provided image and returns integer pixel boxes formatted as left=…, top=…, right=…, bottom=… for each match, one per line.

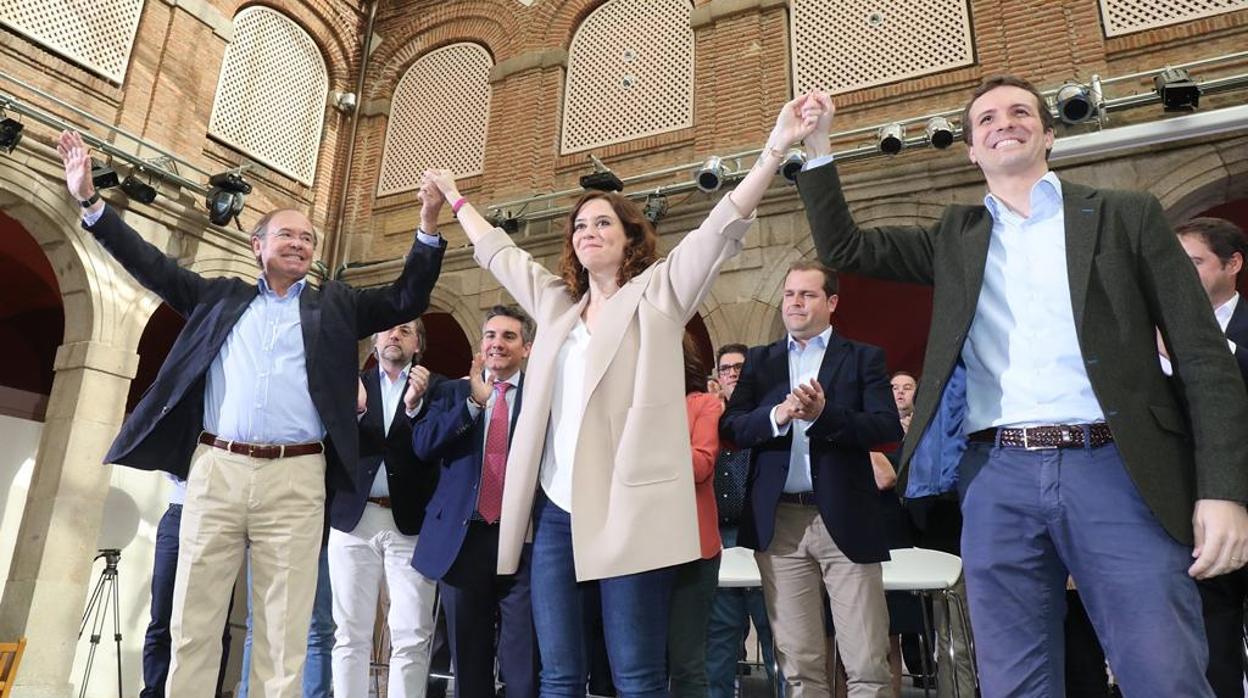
left=121, top=170, right=157, bottom=204
left=779, top=149, right=807, bottom=183
left=877, top=123, right=905, bottom=156
left=488, top=211, right=520, bottom=235
left=205, top=171, right=252, bottom=227
left=91, top=159, right=120, bottom=190
left=1055, top=83, right=1098, bottom=125
left=1154, top=67, right=1201, bottom=112
left=579, top=154, right=624, bottom=192
left=642, top=192, right=668, bottom=224
left=695, top=156, right=726, bottom=193
left=0, top=115, right=23, bottom=154
left=925, top=117, right=955, bottom=149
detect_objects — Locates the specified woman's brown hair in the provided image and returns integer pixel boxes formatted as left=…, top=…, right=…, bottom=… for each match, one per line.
left=558, top=191, right=659, bottom=299
left=683, top=332, right=709, bottom=395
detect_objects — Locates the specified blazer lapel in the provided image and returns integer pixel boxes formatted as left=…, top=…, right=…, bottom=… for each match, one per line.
left=299, top=284, right=323, bottom=372
left=960, top=209, right=993, bottom=309
left=816, top=332, right=851, bottom=388
left=1062, top=181, right=1102, bottom=331
left=1226, top=294, right=1248, bottom=345
left=581, top=269, right=652, bottom=406
left=364, top=369, right=384, bottom=433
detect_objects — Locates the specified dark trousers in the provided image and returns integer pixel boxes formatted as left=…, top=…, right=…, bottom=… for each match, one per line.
left=1064, top=589, right=1110, bottom=698
left=441, top=520, right=539, bottom=698
left=1200, top=568, right=1248, bottom=698
left=140, top=504, right=232, bottom=698
left=960, top=441, right=1212, bottom=698
left=667, top=554, right=722, bottom=697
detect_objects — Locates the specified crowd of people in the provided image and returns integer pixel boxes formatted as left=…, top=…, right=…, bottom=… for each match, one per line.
left=55, top=71, right=1248, bottom=698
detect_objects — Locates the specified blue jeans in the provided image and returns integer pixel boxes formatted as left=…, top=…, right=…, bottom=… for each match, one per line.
left=529, top=493, right=674, bottom=696
left=706, top=527, right=781, bottom=698
left=960, top=441, right=1212, bottom=698
left=239, top=544, right=335, bottom=698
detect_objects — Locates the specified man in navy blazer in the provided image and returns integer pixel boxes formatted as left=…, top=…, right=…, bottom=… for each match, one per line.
left=722, top=261, right=901, bottom=696
left=328, top=318, right=443, bottom=697
left=411, top=305, right=538, bottom=698
left=1166, top=217, right=1248, bottom=698
left=57, top=131, right=445, bottom=698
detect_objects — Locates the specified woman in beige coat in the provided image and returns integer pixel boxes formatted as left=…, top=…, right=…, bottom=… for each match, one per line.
left=423, top=95, right=821, bottom=694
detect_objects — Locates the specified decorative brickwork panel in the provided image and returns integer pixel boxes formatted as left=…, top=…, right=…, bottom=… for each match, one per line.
left=560, top=0, right=694, bottom=154
left=791, top=0, right=974, bottom=95
left=208, top=6, right=328, bottom=185
left=377, top=42, right=493, bottom=197
left=0, top=0, right=143, bottom=82
left=1099, top=0, right=1248, bottom=36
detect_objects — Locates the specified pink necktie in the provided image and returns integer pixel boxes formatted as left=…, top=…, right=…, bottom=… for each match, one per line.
left=478, top=381, right=511, bottom=524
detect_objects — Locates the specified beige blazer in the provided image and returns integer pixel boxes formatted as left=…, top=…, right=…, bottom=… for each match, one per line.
left=473, top=195, right=754, bottom=580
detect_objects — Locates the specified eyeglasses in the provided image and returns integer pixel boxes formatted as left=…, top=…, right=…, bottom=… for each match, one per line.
left=717, top=362, right=744, bottom=375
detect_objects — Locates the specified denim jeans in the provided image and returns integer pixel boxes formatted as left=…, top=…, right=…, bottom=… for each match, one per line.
left=239, top=544, right=335, bottom=698
left=706, top=527, right=782, bottom=698
left=529, top=493, right=674, bottom=697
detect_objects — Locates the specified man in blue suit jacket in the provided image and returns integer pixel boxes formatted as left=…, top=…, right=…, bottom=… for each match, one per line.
left=411, top=306, right=539, bottom=698
left=57, top=131, right=445, bottom=698
left=722, top=261, right=902, bottom=697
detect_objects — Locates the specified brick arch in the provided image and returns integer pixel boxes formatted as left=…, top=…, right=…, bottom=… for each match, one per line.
left=367, top=7, right=517, bottom=103
left=529, top=0, right=611, bottom=51
left=1143, top=136, right=1248, bottom=224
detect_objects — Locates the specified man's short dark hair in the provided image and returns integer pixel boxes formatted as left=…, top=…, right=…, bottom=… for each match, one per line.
left=483, top=305, right=535, bottom=344
left=786, top=260, right=839, bottom=297
left=715, top=343, right=749, bottom=367
left=960, top=75, right=1056, bottom=148
left=1175, top=217, right=1248, bottom=276
left=891, top=370, right=917, bottom=383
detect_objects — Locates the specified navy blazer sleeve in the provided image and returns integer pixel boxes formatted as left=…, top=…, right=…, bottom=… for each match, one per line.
left=84, top=205, right=211, bottom=315
left=806, top=344, right=903, bottom=448
left=411, top=378, right=479, bottom=462
left=721, top=346, right=786, bottom=450
left=353, top=236, right=448, bottom=338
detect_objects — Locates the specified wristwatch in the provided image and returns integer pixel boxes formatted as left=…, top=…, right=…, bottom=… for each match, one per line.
left=80, top=192, right=100, bottom=208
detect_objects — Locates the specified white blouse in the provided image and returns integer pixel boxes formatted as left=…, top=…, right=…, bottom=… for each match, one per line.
left=538, top=320, right=592, bottom=511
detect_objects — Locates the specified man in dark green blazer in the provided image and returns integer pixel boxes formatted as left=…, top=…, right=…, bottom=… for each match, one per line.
left=793, top=76, right=1248, bottom=697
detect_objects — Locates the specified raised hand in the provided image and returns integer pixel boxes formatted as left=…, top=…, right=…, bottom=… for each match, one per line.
left=418, top=178, right=443, bottom=233
left=56, top=131, right=95, bottom=203
left=467, top=353, right=491, bottom=408
left=768, top=94, right=820, bottom=152
left=404, top=365, right=431, bottom=413
left=422, top=169, right=461, bottom=201
left=802, top=91, right=836, bottom=158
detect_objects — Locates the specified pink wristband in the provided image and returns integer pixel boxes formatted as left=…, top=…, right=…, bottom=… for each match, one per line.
left=451, top=197, right=467, bottom=215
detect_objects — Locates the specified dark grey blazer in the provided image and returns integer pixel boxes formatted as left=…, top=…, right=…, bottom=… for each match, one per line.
left=796, top=162, right=1248, bottom=545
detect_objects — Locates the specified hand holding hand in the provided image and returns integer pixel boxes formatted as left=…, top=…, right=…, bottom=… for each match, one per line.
left=768, top=94, right=820, bottom=153
left=56, top=131, right=96, bottom=203
left=468, top=353, right=491, bottom=407
left=404, top=365, right=431, bottom=412
left=418, top=179, right=444, bottom=232
left=422, top=169, right=461, bottom=202
left=802, top=91, right=835, bottom=158
left=1190, top=499, right=1248, bottom=579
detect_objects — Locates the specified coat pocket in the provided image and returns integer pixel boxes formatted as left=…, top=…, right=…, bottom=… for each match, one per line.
left=612, top=399, right=686, bottom=486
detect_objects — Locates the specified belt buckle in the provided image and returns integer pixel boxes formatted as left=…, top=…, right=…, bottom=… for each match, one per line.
left=1022, top=429, right=1050, bottom=451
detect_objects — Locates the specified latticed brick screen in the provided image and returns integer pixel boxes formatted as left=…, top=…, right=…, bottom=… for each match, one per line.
left=376, top=42, right=493, bottom=197
left=791, top=0, right=975, bottom=95
left=560, top=0, right=694, bottom=154
left=1099, top=0, right=1248, bottom=36
left=0, top=0, right=144, bottom=82
left=208, top=6, right=328, bottom=185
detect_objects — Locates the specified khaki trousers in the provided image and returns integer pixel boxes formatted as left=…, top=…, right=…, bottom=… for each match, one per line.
left=756, top=503, right=891, bottom=698
left=167, top=444, right=325, bottom=698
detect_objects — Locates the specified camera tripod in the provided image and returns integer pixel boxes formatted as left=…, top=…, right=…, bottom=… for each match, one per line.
left=78, top=548, right=123, bottom=698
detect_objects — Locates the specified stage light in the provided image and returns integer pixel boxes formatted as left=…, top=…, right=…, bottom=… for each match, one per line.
left=488, top=212, right=520, bottom=235
left=121, top=169, right=157, bottom=204
left=91, top=160, right=120, bottom=190
left=579, top=154, right=624, bottom=192
left=779, top=149, right=807, bottom=183
left=1154, top=68, right=1201, bottom=112
left=925, top=117, right=955, bottom=149
left=642, top=192, right=668, bottom=224
left=877, top=123, right=905, bottom=156
left=1056, top=83, right=1097, bottom=125
left=206, top=171, right=251, bottom=227
left=695, top=156, right=726, bottom=193
left=0, top=116, right=23, bottom=153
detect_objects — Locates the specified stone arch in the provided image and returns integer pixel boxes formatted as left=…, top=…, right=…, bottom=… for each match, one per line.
left=1141, top=136, right=1248, bottom=223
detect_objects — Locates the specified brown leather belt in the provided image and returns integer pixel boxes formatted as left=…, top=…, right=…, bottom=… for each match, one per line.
left=968, top=423, right=1114, bottom=450
left=778, top=491, right=818, bottom=506
left=198, top=432, right=324, bottom=459
left=367, top=497, right=392, bottom=509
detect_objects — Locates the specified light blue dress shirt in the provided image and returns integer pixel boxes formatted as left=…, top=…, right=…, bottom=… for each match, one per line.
left=769, top=326, right=834, bottom=493
left=204, top=275, right=324, bottom=444
left=963, top=172, right=1104, bottom=432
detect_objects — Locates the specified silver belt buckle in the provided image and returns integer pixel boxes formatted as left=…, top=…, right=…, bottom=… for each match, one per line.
left=1023, top=428, right=1050, bottom=451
